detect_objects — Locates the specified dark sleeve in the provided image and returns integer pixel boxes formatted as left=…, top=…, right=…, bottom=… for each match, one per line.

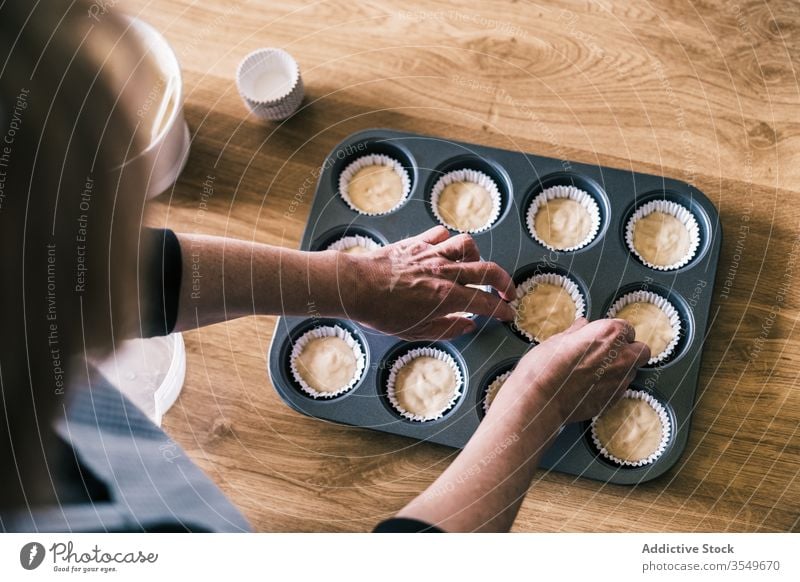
left=140, top=228, right=182, bottom=337
left=373, top=518, right=443, bottom=533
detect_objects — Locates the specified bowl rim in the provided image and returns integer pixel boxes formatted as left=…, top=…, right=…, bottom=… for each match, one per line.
left=117, top=15, right=185, bottom=165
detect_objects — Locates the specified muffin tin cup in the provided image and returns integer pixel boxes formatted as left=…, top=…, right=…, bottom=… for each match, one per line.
left=590, top=389, right=672, bottom=467
left=326, top=234, right=382, bottom=253
left=483, top=369, right=513, bottom=413
left=386, top=347, right=464, bottom=422
left=430, top=169, right=502, bottom=234
left=338, top=154, right=412, bottom=216
left=526, top=184, right=601, bottom=252
left=625, top=200, right=701, bottom=270
left=236, top=48, right=304, bottom=121
left=510, top=273, right=587, bottom=343
left=289, top=325, right=366, bottom=399
left=606, top=290, right=682, bottom=365
left=268, top=128, right=722, bottom=485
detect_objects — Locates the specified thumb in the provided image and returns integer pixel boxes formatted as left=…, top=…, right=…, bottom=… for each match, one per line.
left=564, top=317, right=589, bottom=334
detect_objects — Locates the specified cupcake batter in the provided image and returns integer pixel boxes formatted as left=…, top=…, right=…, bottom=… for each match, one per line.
left=295, top=336, right=358, bottom=394
left=347, top=164, right=404, bottom=214
left=394, top=356, right=457, bottom=419
left=593, top=396, right=664, bottom=463
left=533, top=198, right=592, bottom=249
left=615, top=301, right=675, bottom=359
left=515, top=283, right=577, bottom=342
left=436, top=181, right=495, bottom=232
left=632, top=211, right=691, bottom=267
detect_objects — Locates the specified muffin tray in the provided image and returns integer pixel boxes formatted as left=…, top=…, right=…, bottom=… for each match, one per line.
left=267, top=128, right=721, bottom=484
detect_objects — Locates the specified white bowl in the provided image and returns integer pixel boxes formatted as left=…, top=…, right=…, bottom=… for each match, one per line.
left=120, top=16, right=191, bottom=199
left=91, top=333, right=186, bottom=426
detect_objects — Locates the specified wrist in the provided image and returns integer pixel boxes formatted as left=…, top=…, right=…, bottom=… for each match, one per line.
left=298, top=250, right=351, bottom=319
left=501, top=371, right=567, bottom=430
left=331, top=251, right=368, bottom=321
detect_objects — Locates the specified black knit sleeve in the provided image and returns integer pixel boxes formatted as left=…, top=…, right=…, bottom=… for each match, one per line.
left=140, top=228, right=182, bottom=337
left=373, top=518, right=443, bottom=533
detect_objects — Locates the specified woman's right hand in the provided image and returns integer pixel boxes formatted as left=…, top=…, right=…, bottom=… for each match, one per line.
left=491, top=318, right=651, bottom=425
left=395, top=317, right=650, bottom=532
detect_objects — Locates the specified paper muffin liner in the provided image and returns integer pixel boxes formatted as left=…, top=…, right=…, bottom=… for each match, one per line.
left=483, top=370, right=512, bottom=413
left=247, top=91, right=304, bottom=121
left=606, top=290, right=682, bottom=365
left=590, top=389, right=671, bottom=467
left=326, top=234, right=382, bottom=253
left=289, top=325, right=366, bottom=399
left=386, top=347, right=463, bottom=422
left=510, top=273, right=586, bottom=343
left=625, top=200, right=700, bottom=270
left=526, top=185, right=601, bottom=251
left=236, top=48, right=304, bottom=121
left=430, top=169, right=502, bottom=233
left=338, top=154, right=411, bottom=216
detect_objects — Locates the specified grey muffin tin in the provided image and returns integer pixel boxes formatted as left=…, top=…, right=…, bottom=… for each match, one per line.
left=267, top=128, right=721, bottom=484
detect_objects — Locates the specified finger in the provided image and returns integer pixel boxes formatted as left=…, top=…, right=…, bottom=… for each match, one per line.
left=548, top=317, right=588, bottom=344
left=406, top=225, right=451, bottom=246
left=450, top=286, right=515, bottom=321
left=563, top=316, right=589, bottom=334
left=439, top=313, right=478, bottom=335
left=435, top=233, right=481, bottom=262
left=607, top=318, right=636, bottom=343
left=629, top=340, right=651, bottom=367
left=447, top=261, right=515, bottom=300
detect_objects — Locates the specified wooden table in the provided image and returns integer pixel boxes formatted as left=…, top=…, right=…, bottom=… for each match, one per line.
left=132, top=0, right=800, bottom=532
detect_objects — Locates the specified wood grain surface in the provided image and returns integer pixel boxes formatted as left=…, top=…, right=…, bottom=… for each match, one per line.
left=128, top=0, right=799, bottom=531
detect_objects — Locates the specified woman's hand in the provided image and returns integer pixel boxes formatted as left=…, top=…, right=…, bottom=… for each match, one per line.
left=394, top=317, right=650, bottom=532
left=490, top=318, right=651, bottom=425
left=346, top=226, right=515, bottom=340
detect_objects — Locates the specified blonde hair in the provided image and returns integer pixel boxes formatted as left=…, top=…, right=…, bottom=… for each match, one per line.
left=0, top=0, right=150, bottom=508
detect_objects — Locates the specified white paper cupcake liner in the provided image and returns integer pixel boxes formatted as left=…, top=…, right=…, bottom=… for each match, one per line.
left=483, top=370, right=512, bottom=413
left=289, top=325, right=365, bottom=399
left=247, top=90, right=304, bottom=121
left=236, top=48, right=304, bottom=121
left=625, top=200, right=701, bottom=270
left=338, top=154, right=411, bottom=216
left=606, top=290, right=682, bottom=365
left=510, top=273, right=586, bottom=343
left=326, top=234, right=382, bottom=253
left=386, top=347, right=463, bottom=422
left=526, top=185, right=601, bottom=251
left=590, top=389, right=671, bottom=467
left=430, top=169, right=502, bottom=233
